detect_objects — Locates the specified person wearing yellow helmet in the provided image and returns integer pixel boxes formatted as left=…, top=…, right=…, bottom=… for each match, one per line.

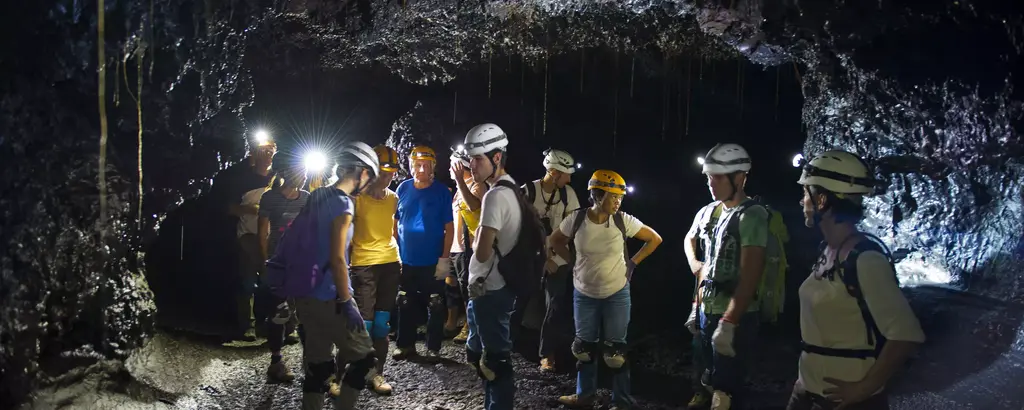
left=787, top=150, right=923, bottom=410
left=394, top=144, right=455, bottom=363
left=548, top=169, right=663, bottom=409
left=348, top=145, right=402, bottom=395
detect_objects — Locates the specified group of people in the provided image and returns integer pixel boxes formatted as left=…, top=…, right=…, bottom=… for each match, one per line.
left=217, top=121, right=925, bottom=410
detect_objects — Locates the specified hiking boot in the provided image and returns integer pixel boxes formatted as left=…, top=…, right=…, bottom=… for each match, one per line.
left=556, top=394, right=595, bottom=408
left=539, top=357, right=556, bottom=372
left=453, top=325, right=469, bottom=344
left=710, top=390, right=732, bottom=410
left=423, top=349, right=442, bottom=363
left=370, top=374, right=393, bottom=395
left=267, top=361, right=295, bottom=383
left=688, top=391, right=711, bottom=409
left=393, top=347, right=418, bottom=361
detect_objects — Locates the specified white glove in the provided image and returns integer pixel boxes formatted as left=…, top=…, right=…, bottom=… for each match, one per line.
left=712, top=320, right=737, bottom=357
left=685, top=304, right=699, bottom=336
left=434, top=257, right=451, bottom=281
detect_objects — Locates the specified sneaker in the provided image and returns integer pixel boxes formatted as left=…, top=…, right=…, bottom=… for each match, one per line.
left=556, top=394, right=595, bottom=408
left=453, top=324, right=469, bottom=344
left=711, top=390, right=732, bottom=410
left=423, top=349, right=442, bottom=363
left=370, top=374, right=393, bottom=395
left=688, top=391, right=711, bottom=409
left=393, top=347, right=418, bottom=361
left=539, top=357, right=556, bottom=372
left=266, top=361, right=295, bottom=383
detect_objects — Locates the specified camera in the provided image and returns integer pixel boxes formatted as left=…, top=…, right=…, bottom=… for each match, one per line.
left=540, top=216, right=553, bottom=236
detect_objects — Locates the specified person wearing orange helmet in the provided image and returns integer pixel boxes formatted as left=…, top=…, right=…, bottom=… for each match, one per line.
left=548, top=169, right=663, bottom=410
left=393, top=145, right=455, bottom=362
left=349, top=145, right=402, bottom=395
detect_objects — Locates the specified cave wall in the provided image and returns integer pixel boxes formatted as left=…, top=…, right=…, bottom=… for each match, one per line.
left=2, top=0, right=1023, bottom=407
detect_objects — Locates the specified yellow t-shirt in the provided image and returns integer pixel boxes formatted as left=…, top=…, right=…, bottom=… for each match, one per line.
left=351, top=189, right=400, bottom=266
left=458, top=199, right=482, bottom=238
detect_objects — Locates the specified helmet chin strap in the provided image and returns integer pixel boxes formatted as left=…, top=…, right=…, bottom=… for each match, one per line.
left=350, top=169, right=370, bottom=196
left=805, top=186, right=829, bottom=228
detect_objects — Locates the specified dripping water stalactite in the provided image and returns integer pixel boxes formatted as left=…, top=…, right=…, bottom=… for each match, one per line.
left=613, top=51, right=619, bottom=152
left=543, top=53, right=549, bottom=136
left=520, top=56, right=525, bottom=106
left=736, top=58, right=744, bottom=120
left=579, top=48, right=585, bottom=94
left=487, top=47, right=493, bottom=99
left=774, top=65, right=780, bottom=123
left=630, top=56, right=635, bottom=99
left=452, top=89, right=458, bottom=125
left=685, top=55, right=692, bottom=136
left=135, top=46, right=144, bottom=230
left=661, top=56, right=669, bottom=141
left=97, top=0, right=109, bottom=238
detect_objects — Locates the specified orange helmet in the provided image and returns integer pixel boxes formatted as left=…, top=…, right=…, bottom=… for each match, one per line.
left=410, top=145, right=436, bottom=162
left=374, top=145, right=399, bottom=172
left=587, top=170, right=627, bottom=195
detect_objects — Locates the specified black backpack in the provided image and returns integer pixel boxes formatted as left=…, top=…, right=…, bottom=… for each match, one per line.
left=492, top=180, right=548, bottom=302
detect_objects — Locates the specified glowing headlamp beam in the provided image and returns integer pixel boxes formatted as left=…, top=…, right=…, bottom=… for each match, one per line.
left=697, top=156, right=705, bottom=165
left=792, top=153, right=805, bottom=168
left=305, top=151, right=327, bottom=173
left=254, top=129, right=270, bottom=146
left=626, top=185, right=635, bottom=194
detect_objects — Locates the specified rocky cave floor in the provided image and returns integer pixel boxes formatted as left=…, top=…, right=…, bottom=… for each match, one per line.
left=28, top=295, right=1024, bottom=410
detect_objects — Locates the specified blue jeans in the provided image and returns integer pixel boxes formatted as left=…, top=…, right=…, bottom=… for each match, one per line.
left=574, top=284, right=634, bottom=408
left=467, top=286, right=516, bottom=410
left=698, top=310, right=759, bottom=400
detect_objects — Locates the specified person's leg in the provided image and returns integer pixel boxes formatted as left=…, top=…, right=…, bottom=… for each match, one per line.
left=538, top=265, right=572, bottom=369
left=422, top=264, right=447, bottom=354
left=234, top=234, right=261, bottom=338
left=350, top=265, right=378, bottom=333
left=784, top=383, right=816, bottom=410
left=263, top=292, right=293, bottom=382
left=445, top=253, right=463, bottom=332
left=455, top=249, right=473, bottom=343
left=602, top=284, right=634, bottom=408
left=709, top=312, right=758, bottom=408
left=332, top=298, right=377, bottom=410
left=474, top=287, right=517, bottom=410
left=395, top=264, right=421, bottom=353
left=293, top=298, right=340, bottom=410
left=559, top=288, right=600, bottom=405
left=370, top=262, right=401, bottom=393
left=688, top=314, right=711, bottom=408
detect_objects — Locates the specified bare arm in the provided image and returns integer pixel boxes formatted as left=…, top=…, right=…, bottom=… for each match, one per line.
left=723, top=246, right=765, bottom=323
left=684, top=234, right=703, bottom=276
left=547, top=229, right=572, bottom=264
left=441, top=221, right=454, bottom=259
left=456, top=178, right=485, bottom=211
left=330, top=214, right=354, bottom=301
left=257, top=216, right=271, bottom=260
left=229, top=203, right=259, bottom=217
left=474, top=226, right=498, bottom=263
left=861, top=341, right=919, bottom=391
left=629, top=225, right=662, bottom=265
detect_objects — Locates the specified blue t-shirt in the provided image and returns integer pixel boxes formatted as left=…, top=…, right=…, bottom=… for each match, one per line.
left=396, top=179, right=454, bottom=267
left=308, top=187, right=356, bottom=301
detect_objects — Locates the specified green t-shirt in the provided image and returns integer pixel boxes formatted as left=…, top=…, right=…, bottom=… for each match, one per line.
left=697, top=199, right=769, bottom=314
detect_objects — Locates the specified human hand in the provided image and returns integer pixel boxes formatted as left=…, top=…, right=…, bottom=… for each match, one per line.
left=451, top=160, right=466, bottom=180
left=823, top=377, right=877, bottom=409
left=544, top=259, right=558, bottom=275
left=685, top=304, right=699, bottom=336
left=337, top=299, right=365, bottom=332
left=435, top=257, right=452, bottom=281
left=712, top=319, right=737, bottom=357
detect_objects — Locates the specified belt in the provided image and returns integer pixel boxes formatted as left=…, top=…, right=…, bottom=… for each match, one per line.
left=801, top=341, right=878, bottom=359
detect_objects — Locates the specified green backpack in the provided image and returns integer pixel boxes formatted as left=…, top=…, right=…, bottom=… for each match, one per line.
left=697, top=198, right=789, bottom=323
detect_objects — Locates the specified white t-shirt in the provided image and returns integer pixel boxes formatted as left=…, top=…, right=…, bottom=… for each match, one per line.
left=468, top=175, right=522, bottom=291
left=236, top=187, right=266, bottom=238
left=559, top=209, right=643, bottom=299
left=796, top=247, right=925, bottom=397
left=524, top=180, right=580, bottom=266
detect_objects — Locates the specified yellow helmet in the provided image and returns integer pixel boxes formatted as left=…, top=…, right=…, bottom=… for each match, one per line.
left=410, top=145, right=436, bottom=162
left=588, top=170, right=627, bottom=195
left=374, top=145, right=399, bottom=172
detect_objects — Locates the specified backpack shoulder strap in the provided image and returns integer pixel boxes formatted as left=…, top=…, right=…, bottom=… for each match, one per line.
left=840, top=238, right=890, bottom=350
left=559, top=186, right=568, bottom=211
left=613, top=212, right=627, bottom=240
left=524, top=181, right=536, bottom=203
left=569, top=208, right=588, bottom=241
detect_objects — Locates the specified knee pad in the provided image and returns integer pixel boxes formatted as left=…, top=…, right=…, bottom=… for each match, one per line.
left=571, top=337, right=597, bottom=364
left=371, top=311, right=391, bottom=339
left=428, top=293, right=445, bottom=312
left=364, top=320, right=374, bottom=334
left=466, top=348, right=486, bottom=380
left=396, top=291, right=410, bottom=308
left=341, top=354, right=378, bottom=391
left=480, top=350, right=512, bottom=382
left=602, top=341, right=628, bottom=370
left=302, top=360, right=336, bottom=393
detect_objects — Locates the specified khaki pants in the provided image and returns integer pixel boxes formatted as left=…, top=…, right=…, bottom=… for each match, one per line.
left=293, top=298, right=374, bottom=364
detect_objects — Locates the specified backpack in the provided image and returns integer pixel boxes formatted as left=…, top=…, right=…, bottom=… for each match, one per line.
left=523, top=181, right=569, bottom=224
left=567, top=209, right=629, bottom=269
left=491, top=180, right=548, bottom=302
left=698, top=198, right=790, bottom=324
left=264, top=189, right=348, bottom=298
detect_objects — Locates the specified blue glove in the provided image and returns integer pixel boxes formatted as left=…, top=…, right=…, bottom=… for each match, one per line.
left=336, top=299, right=365, bottom=332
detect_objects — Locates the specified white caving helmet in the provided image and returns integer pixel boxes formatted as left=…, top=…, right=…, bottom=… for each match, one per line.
left=464, top=123, right=509, bottom=156
left=542, top=148, right=577, bottom=174
left=339, top=141, right=381, bottom=179
left=797, top=150, right=876, bottom=194
left=450, top=146, right=471, bottom=167
left=702, top=143, right=752, bottom=174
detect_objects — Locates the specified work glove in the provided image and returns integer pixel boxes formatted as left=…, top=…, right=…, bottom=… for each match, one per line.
left=336, top=299, right=365, bottom=332
left=271, top=301, right=291, bottom=325
left=685, top=304, right=699, bottom=336
left=625, top=260, right=637, bottom=281
left=712, top=319, right=737, bottom=357
left=434, top=257, right=451, bottom=281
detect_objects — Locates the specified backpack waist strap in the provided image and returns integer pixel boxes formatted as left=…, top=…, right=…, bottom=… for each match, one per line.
left=801, top=341, right=880, bottom=359
left=701, top=278, right=738, bottom=295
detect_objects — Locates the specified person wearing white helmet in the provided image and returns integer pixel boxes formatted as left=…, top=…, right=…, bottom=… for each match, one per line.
left=462, top=123, right=521, bottom=410
left=445, top=146, right=486, bottom=343
left=523, top=148, right=581, bottom=372
left=787, top=150, right=924, bottom=410
left=682, top=143, right=769, bottom=410
left=291, top=141, right=381, bottom=410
